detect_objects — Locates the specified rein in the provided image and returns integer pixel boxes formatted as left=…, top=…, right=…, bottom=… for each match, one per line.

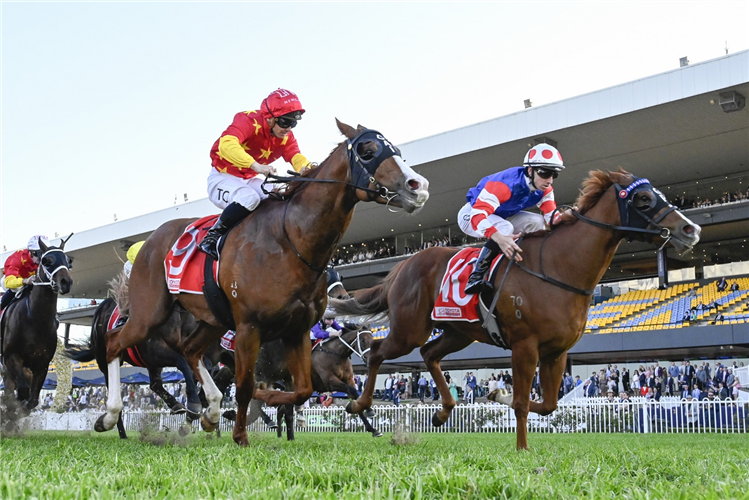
left=490, top=178, right=680, bottom=298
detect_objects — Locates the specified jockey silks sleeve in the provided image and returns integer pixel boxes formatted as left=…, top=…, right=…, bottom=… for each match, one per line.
left=466, top=167, right=556, bottom=238
left=3, top=249, right=38, bottom=289
left=211, top=110, right=309, bottom=179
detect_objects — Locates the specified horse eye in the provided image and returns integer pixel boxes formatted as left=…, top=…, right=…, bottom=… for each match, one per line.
left=42, top=256, right=53, bottom=267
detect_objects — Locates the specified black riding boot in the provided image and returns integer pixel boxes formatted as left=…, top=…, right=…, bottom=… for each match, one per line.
left=464, top=240, right=500, bottom=295
left=198, top=202, right=251, bottom=259
left=0, top=290, right=15, bottom=311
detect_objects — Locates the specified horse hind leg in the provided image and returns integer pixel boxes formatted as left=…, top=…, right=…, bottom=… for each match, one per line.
left=283, top=404, right=295, bottom=441
left=174, top=355, right=202, bottom=419
left=148, top=368, right=186, bottom=415
left=506, top=342, right=540, bottom=451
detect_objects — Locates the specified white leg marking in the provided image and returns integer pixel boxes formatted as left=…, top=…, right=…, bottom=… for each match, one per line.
left=103, top=360, right=123, bottom=430
left=197, top=359, right=222, bottom=425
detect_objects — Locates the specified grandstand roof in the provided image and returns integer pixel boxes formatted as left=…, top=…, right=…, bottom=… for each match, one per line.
left=3, top=50, right=747, bottom=300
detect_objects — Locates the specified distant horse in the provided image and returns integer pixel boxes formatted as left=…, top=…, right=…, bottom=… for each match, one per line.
left=96, top=120, right=430, bottom=446
left=1, top=236, right=73, bottom=413
left=249, top=325, right=377, bottom=440
left=65, top=277, right=203, bottom=438
left=330, top=169, right=701, bottom=450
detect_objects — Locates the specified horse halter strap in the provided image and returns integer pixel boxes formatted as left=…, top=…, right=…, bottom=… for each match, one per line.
left=36, top=249, right=70, bottom=288
left=346, top=129, right=402, bottom=200
left=317, top=330, right=371, bottom=361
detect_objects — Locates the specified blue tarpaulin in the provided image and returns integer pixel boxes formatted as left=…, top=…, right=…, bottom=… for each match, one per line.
left=122, top=372, right=150, bottom=384
left=162, top=371, right=185, bottom=382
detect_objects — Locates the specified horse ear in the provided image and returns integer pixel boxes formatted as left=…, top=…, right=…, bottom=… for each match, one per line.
left=39, top=237, right=49, bottom=253
left=61, top=232, right=74, bottom=250
left=336, top=118, right=357, bottom=139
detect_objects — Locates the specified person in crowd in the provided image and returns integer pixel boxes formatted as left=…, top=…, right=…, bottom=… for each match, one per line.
left=716, top=276, right=727, bottom=292
left=417, top=374, right=428, bottom=402
left=0, top=235, right=48, bottom=311
left=431, top=378, right=440, bottom=401
left=458, top=143, right=566, bottom=294
left=199, top=89, right=314, bottom=259
left=449, top=379, right=459, bottom=401
left=382, top=375, right=393, bottom=402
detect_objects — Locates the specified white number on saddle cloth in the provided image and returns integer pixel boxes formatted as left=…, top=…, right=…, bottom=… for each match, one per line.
left=168, top=226, right=200, bottom=277
left=440, top=257, right=474, bottom=307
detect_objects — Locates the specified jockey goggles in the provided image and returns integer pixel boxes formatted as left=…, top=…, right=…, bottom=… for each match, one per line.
left=275, top=116, right=298, bottom=129
left=534, top=168, right=558, bottom=180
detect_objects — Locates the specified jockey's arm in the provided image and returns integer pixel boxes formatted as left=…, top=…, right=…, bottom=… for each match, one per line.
left=290, top=153, right=313, bottom=173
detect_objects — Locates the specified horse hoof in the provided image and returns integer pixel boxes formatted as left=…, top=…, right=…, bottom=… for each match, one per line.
left=94, top=415, right=109, bottom=433
left=372, top=430, right=383, bottom=438
left=222, top=410, right=237, bottom=421
left=432, top=413, right=446, bottom=427
left=268, top=423, right=278, bottom=430
left=200, top=416, right=218, bottom=432
left=234, top=435, right=249, bottom=447
left=365, top=409, right=375, bottom=418
left=187, top=402, right=203, bottom=415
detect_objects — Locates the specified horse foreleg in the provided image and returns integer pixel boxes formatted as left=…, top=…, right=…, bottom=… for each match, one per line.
left=283, top=404, right=295, bottom=441
left=259, top=336, right=312, bottom=407
left=231, top=326, right=261, bottom=446
left=95, top=358, right=123, bottom=432
left=528, top=351, right=567, bottom=416
left=420, top=330, right=473, bottom=427
left=25, top=366, right=49, bottom=411
left=508, top=342, right=539, bottom=451
left=349, top=339, right=386, bottom=414
left=148, top=368, right=186, bottom=415
left=174, top=355, right=202, bottom=419
left=116, top=413, right=128, bottom=439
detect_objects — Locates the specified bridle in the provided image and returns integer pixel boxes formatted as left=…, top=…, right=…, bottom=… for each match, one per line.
left=315, top=329, right=372, bottom=362
left=568, top=177, right=677, bottom=250
left=502, top=177, right=682, bottom=297
left=32, top=248, right=72, bottom=293
left=261, top=129, right=405, bottom=273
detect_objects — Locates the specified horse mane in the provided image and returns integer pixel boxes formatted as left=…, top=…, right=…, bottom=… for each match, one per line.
left=273, top=141, right=346, bottom=198
left=107, top=270, right=130, bottom=316
left=558, top=167, right=634, bottom=222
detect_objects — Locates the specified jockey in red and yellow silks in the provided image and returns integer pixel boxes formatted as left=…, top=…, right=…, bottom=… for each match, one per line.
left=200, top=88, right=314, bottom=259
left=0, top=235, right=48, bottom=311
left=458, top=144, right=566, bottom=294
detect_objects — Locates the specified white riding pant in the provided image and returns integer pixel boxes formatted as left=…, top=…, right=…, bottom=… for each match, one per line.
left=206, top=169, right=268, bottom=211
left=457, top=203, right=546, bottom=239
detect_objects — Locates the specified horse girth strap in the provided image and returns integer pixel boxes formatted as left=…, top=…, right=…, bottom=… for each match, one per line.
left=202, top=255, right=236, bottom=331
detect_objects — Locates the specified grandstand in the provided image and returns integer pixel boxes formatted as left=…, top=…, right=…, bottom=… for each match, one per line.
left=586, top=277, right=749, bottom=333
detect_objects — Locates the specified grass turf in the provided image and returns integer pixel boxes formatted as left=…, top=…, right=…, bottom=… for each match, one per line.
left=1, top=431, right=748, bottom=499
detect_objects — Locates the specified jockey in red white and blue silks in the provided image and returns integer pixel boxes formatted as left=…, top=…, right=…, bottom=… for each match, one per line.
left=199, top=88, right=314, bottom=260
left=458, top=143, right=565, bottom=294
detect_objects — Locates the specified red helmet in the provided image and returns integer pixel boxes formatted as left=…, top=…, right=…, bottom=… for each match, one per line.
left=262, top=88, right=305, bottom=120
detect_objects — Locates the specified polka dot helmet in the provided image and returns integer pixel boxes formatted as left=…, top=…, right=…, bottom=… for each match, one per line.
left=523, top=143, right=565, bottom=171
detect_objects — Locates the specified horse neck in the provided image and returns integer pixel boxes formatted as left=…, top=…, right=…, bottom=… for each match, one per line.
left=28, top=284, right=59, bottom=325
left=288, top=147, right=359, bottom=264
left=551, top=189, right=626, bottom=288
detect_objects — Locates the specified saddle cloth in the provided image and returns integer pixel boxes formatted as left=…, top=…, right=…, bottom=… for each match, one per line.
left=164, top=215, right=220, bottom=294
left=431, top=247, right=502, bottom=322
left=104, top=304, right=148, bottom=367
left=220, top=330, right=236, bottom=352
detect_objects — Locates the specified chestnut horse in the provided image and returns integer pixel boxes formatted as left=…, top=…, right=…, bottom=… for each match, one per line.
left=96, top=120, right=430, bottom=446
left=330, top=169, right=701, bottom=450
left=1, top=236, right=73, bottom=414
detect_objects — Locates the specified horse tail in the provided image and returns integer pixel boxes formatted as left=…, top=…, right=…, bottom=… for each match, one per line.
left=64, top=340, right=95, bottom=362
left=329, top=260, right=406, bottom=320
left=108, top=270, right=130, bottom=316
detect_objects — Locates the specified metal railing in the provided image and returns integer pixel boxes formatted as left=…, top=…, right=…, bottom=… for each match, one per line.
left=119, top=398, right=748, bottom=435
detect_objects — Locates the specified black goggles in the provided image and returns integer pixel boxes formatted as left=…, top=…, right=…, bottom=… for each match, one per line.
left=535, top=168, right=558, bottom=180
left=275, top=116, right=298, bottom=129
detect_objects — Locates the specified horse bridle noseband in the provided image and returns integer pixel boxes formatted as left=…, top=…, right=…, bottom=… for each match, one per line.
left=33, top=248, right=72, bottom=293
left=315, top=330, right=372, bottom=361
left=261, top=129, right=405, bottom=273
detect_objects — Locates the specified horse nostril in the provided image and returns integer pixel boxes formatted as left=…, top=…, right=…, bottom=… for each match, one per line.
left=683, top=225, right=694, bottom=235
left=407, top=179, right=420, bottom=192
